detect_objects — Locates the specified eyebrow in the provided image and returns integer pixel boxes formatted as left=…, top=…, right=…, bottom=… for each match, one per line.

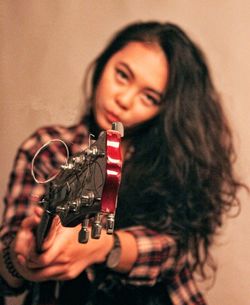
left=118, top=62, right=164, bottom=98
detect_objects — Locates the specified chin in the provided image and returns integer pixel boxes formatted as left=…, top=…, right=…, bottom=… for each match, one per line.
left=97, top=118, right=112, bottom=131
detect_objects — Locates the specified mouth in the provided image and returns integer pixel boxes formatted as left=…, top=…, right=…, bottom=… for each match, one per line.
left=106, top=110, right=121, bottom=124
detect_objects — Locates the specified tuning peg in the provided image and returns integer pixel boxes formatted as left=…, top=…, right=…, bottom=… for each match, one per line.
left=112, top=122, right=124, bottom=137
left=80, top=191, right=95, bottom=206
left=61, top=154, right=86, bottom=170
left=60, top=162, right=74, bottom=170
left=72, top=155, right=85, bottom=165
left=78, top=218, right=89, bottom=243
left=68, top=199, right=81, bottom=213
left=85, top=146, right=104, bottom=157
left=91, top=213, right=102, bottom=239
left=56, top=205, right=68, bottom=214
left=106, top=213, right=115, bottom=234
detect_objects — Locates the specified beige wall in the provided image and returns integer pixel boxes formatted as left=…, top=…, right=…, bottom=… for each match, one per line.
left=1, top=1, right=250, bottom=304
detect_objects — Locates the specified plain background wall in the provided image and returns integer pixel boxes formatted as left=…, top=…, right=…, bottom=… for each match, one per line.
left=1, top=1, right=249, bottom=304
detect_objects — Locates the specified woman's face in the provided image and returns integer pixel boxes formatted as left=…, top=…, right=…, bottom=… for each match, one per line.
left=93, top=42, right=169, bottom=130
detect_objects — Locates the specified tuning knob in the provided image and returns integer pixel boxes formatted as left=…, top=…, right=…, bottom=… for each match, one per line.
left=106, top=213, right=115, bottom=234
left=56, top=205, right=68, bottom=214
left=80, top=191, right=95, bottom=206
left=85, top=146, right=104, bottom=158
left=91, top=213, right=102, bottom=239
left=60, top=163, right=74, bottom=170
left=78, top=218, right=89, bottom=243
left=112, top=122, right=124, bottom=137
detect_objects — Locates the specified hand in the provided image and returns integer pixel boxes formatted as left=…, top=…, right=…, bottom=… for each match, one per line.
left=0, top=208, right=42, bottom=287
left=14, top=213, right=113, bottom=282
left=10, top=206, right=45, bottom=282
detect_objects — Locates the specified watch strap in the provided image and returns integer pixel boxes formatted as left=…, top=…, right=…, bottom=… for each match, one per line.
left=106, top=232, right=121, bottom=269
left=112, top=232, right=120, bottom=249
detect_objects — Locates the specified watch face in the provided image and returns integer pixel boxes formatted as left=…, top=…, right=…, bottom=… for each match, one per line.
left=106, top=247, right=121, bottom=269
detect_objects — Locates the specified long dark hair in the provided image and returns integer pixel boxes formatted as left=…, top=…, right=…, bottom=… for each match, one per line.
left=85, top=21, right=243, bottom=279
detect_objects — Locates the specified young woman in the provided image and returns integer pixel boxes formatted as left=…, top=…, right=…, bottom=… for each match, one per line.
left=0, top=21, right=244, bottom=305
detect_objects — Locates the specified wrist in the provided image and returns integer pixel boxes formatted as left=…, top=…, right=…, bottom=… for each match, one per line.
left=105, top=232, right=121, bottom=269
left=110, top=231, right=138, bottom=273
left=0, top=242, right=24, bottom=288
left=85, top=230, right=113, bottom=267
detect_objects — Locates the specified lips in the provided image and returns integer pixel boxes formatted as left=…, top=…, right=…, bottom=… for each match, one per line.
left=106, top=110, right=120, bottom=124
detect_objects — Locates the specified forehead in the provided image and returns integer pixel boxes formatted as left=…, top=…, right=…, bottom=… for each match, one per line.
left=108, top=41, right=169, bottom=90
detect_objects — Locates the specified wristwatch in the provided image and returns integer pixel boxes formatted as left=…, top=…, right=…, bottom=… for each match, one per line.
left=106, top=232, right=121, bottom=269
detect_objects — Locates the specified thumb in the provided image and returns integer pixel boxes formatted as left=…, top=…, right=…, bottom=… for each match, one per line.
left=42, top=215, right=61, bottom=251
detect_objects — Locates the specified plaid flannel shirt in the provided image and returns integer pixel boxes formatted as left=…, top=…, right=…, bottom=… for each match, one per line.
left=0, top=122, right=207, bottom=305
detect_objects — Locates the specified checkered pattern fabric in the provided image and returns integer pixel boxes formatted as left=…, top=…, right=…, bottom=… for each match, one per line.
left=0, top=122, right=207, bottom=304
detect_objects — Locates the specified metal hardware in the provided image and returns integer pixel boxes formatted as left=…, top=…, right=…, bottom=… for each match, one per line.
left=78, top=218, right=90, bottom=243
left=91, top=213, right=102, bottom=239
left=112, top=122, right=124, bottom=137
left=106, top=213, right=115, bottom=234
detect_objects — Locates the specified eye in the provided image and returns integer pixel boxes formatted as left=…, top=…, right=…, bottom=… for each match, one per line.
left=115, top=68, right=129, bottom=84
left=142, top=93, right=161, bottom=106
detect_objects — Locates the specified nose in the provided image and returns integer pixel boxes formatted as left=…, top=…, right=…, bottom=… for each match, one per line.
left=116, top=88, right=136, bottom=110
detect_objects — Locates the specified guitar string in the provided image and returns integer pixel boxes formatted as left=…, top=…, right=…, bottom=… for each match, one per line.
left=93, top=160, right=105, bottom=190
left=31, top=139, right=70, bottom=184
left=31, top=138, right=106, bottom=220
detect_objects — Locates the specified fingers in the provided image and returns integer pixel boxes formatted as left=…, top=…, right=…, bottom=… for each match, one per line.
left=41, top=216, right=61, bottom=251
left=21, top=214, right=41, bottom=229
left=16, top=255, right=85, bottom=282
left=14, top=216, right=38, bottom=260
left=35, top=257, right=88, bottom=281
left=17, top=263, right=67, bottom=282
left=14, top=230, right=35, bottom=255
left=16, top=254, right=26, bottom=266
left=16, top=215, right=64, bottom=268
left=27, top=226, right=78, bottom=269
left=25, top=251, right=60, bottom=269
left=27, top=236, right=64, bottom=268
left=33, top=205, right=44, bottom=217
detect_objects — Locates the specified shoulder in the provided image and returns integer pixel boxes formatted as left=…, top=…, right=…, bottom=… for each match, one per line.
left=20, top=122, right=89, bottom=155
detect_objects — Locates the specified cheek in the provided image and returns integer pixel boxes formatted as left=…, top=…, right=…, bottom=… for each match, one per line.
left=130, top=107, right=160, bottom=126
left=95, top=72, right=114, bottom=100
left=135, top=104, right=160, bottom=119
left=93, top=84, right=107, bottom=113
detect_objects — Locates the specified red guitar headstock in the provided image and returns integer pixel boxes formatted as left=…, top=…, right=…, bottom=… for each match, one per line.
left=36, top=122, right=123, bottom=252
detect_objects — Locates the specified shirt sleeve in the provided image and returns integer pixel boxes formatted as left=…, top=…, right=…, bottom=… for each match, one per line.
left=0, top=130, right=47, bottom=295
left=0, top=124, right=72, bottom=243
left=0, top=123, right=88, bottom=295
left=0, top=133, right=46, bottom=245
left=122, top=226, right=187, bottom=286
left=0, top=276, right=29, bottom=296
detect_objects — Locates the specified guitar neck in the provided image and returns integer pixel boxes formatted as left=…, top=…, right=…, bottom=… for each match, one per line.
left=34, top=122, right=123, bottom=252
left=36, top=210, right=54, bottom=253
